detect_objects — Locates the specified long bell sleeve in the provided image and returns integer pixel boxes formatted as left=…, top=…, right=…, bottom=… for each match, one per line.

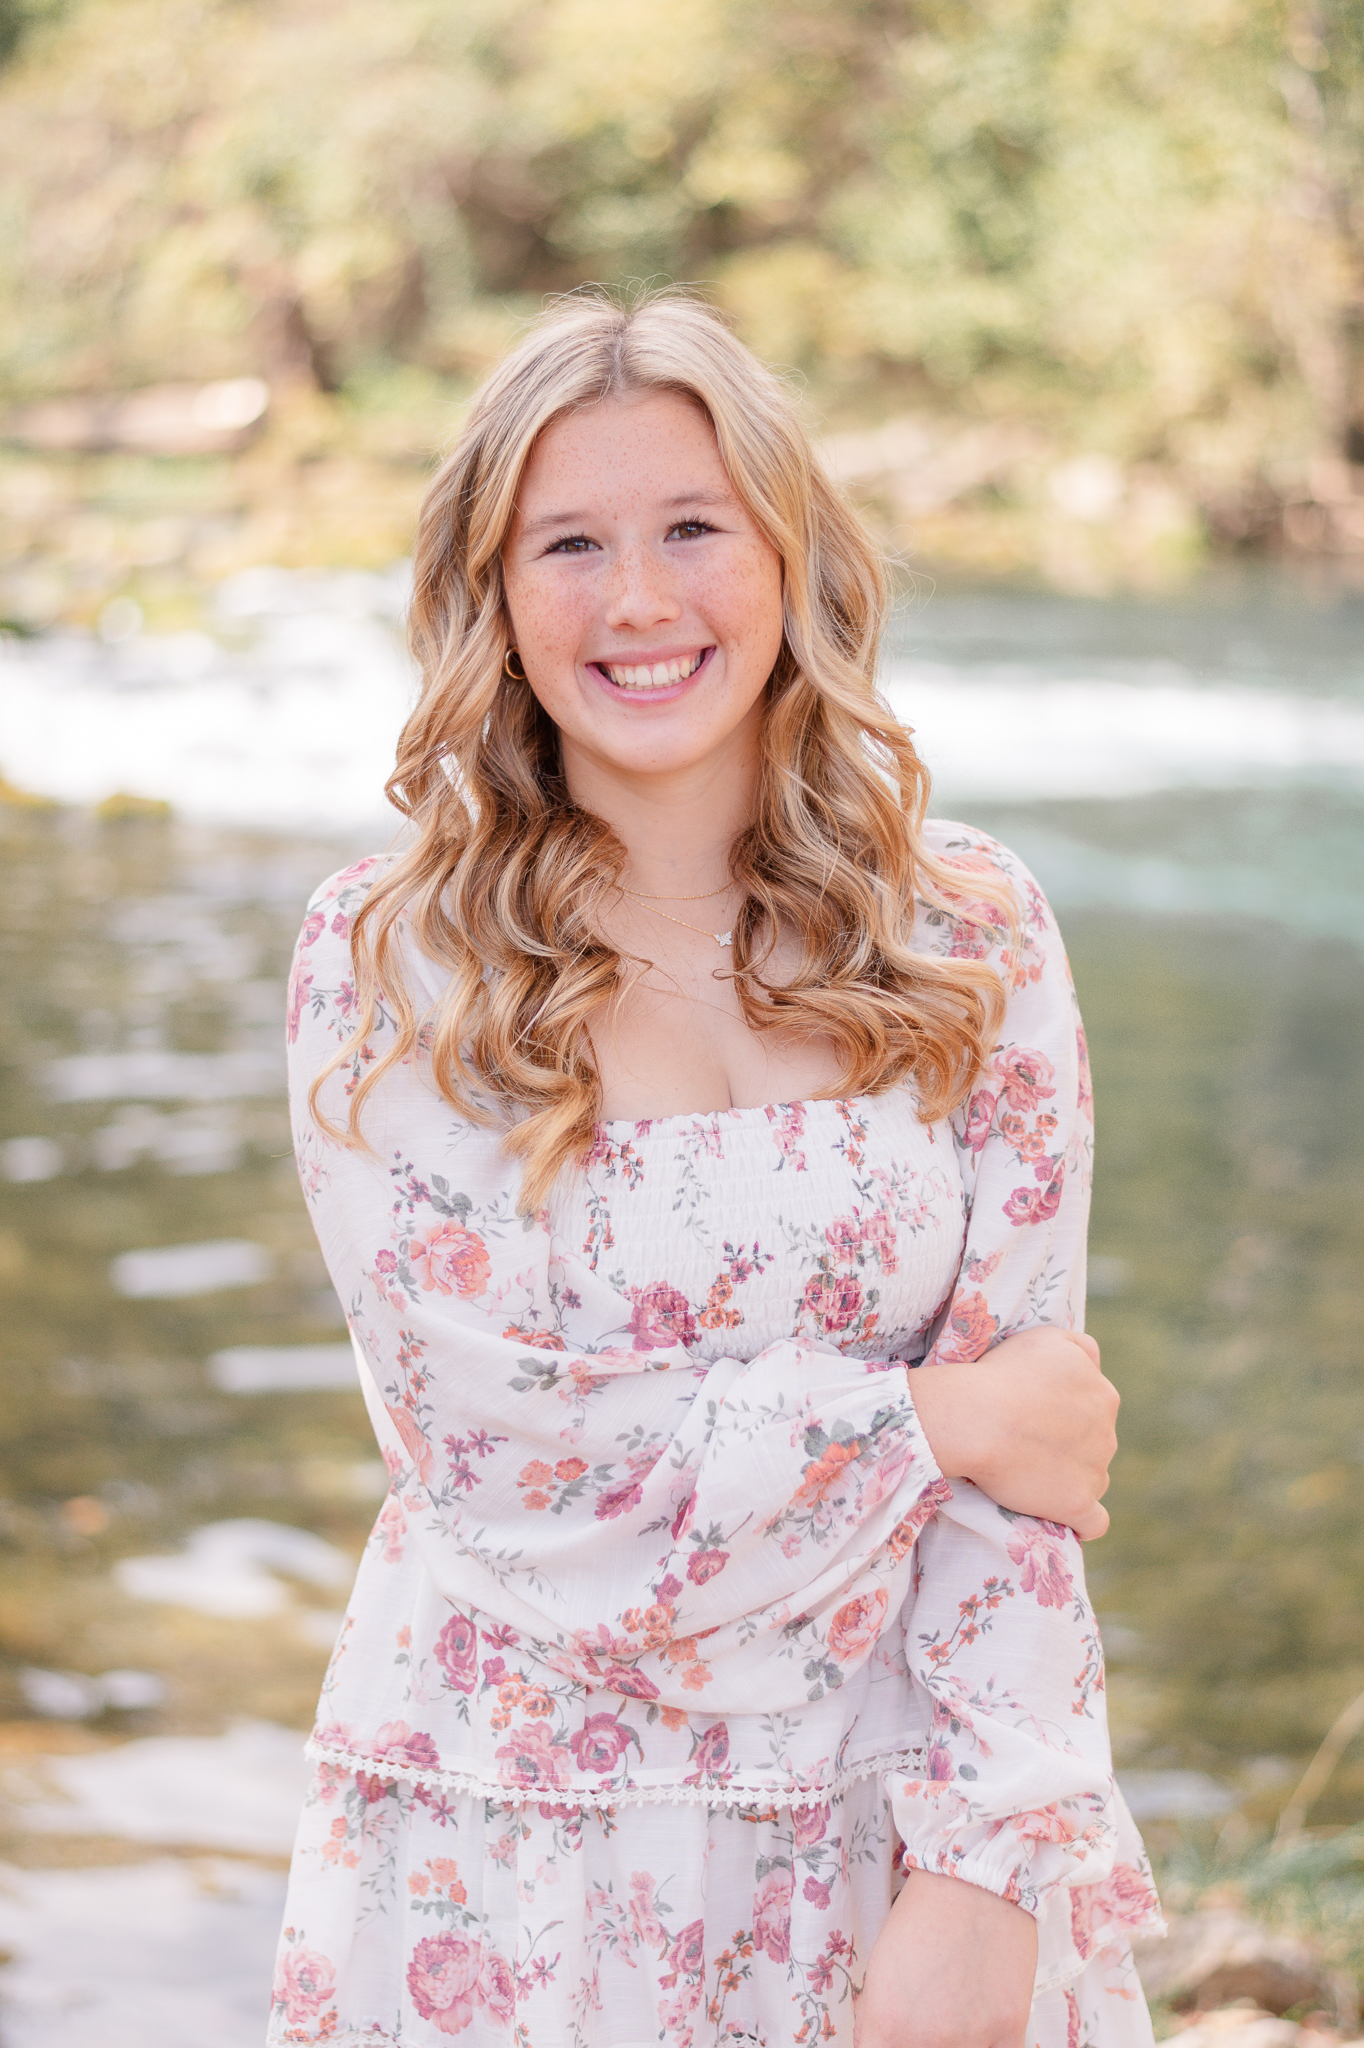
left=886, top=824, right=1161, bottom=1975
left=287, top=865, right=953, bottom=1723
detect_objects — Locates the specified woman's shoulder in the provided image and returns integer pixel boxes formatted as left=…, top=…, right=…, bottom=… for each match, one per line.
left=295, top=851, right=449, bottom=989
left=920, top=815, right=1033, bottom=889
left=292, top=854, right=384, bottom=986
left=301, top=852, right=389, bottom=925
left=913, top=818, right=1064, bottom=998
left=289, top=849, right=471, bottom=1076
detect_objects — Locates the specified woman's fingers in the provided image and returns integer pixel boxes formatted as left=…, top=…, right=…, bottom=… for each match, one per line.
left=908, top=1326, right=1122, bottom=1533
left=1071, top=1501, right=1110, bottom=1543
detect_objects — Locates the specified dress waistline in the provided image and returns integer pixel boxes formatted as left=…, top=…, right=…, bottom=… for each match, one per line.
left=307, top=1734, right=927, bottom=1813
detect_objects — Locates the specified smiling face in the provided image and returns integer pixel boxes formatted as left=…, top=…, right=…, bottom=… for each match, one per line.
left=501, top=388, right=786, bottom=800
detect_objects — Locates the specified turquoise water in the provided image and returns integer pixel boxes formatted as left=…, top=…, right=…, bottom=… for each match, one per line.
left=0, top=567, right=1361, bottom=1828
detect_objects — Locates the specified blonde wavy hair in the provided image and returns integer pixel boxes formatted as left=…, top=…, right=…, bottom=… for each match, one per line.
left=315, top=289, right=1013, bottom=1211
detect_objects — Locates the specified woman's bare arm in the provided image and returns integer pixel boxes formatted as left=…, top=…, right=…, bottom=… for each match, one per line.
left=856, top=1871, right=1037, bottom=2048
left=908, top=1325, right=1119, bottom=1540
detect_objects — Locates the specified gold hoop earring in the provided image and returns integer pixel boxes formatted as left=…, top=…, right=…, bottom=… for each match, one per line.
left=503, top=647, right=527, bottom=681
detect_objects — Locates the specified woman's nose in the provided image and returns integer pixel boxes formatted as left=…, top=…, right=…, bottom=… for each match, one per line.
left=602, top=545, right=682, bottom=631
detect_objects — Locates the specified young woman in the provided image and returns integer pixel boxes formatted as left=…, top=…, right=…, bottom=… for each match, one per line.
left=271, top=293, right=1161, bottom=2048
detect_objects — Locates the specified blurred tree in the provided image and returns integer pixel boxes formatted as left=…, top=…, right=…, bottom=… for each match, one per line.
left=0, top=0, right=63, bottom=68
left=0, top=0, right=1359, bottom=528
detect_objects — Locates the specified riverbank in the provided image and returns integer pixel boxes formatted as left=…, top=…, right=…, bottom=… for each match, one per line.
left=5, top=381, right=1364, bottom=641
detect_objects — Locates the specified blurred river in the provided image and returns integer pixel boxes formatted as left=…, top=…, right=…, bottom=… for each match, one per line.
left=0, top=566, right=1362, bottom=2041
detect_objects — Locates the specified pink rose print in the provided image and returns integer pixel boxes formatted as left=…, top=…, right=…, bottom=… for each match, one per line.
left=567, top=1713, right=633, bottom=1773
left=963, top=1089, right=998, bottom=1153
left=825, top=1215, right=863, bottom=1264
left=793, top=1799, right=830, bottom=1848
left=478, top=1949, right=515, bottom=2024
left=859, top=1440, right=914, bottom=1512
left=752, top=1865, right=794, bottom=1964
left=940, top=849, right=1007, bottom=929
left=860, top=1208, right=900, bottom=1274
left=1077, top=1024, right=1094, bottom=1118
left=667, top=1917, right=707, bottom=1978
left=286, top=963, right=313, bottom=1045
left=1089, top=1858, right=1160, bottom=1930
left=595, top=1479, right=644, bottom=1521
left=406, top=1932, right=483, bottom=2034
left=387, top=1403, right=433, bottom=1483
left=934, top=1288, right=1000, bottom=1363
left=948, top=925, right=990, bottom=962
left=994, top=1045, right=1056, bottom=1113
left=503, top=1323, right=566, bottom=1351
left=604, top=1667, right=661, bottom=1701
left=408, top=1223, right=491, bottom=1300
left=495, top=1720, right=569, bottom=1788
left=629, top=1869, right=666, bottom=1950
left=803, top=1875, right=833, bottom=1909
left=1003, top=1166, right=1064, bottom=1227
left=434, top=1612, right=478, bottom=1694
left=827, top=1588, right=888, bottom=1663
left=764, top=1099, right=808, bottom=1171
left=684, top=1720, right=730, bottom=1784
left=794, top=1438, right=860, bottom=1510
left=1006, top=1520, right=1076, bottom=1609
left=373, top=1720, right=440, bottom=1770
left=686, top=1546, right=729, bottom=1584
left=300, top=911, right=326, bottom=948
left=376, top=1491, right=406, bottom=1563
left=627, top=1281, right=697, bottom=1351
left=1012, top=1802, right=1079, bottom=1843
left=1070, top=1884, right=1095, bottom=1962
left=1064, top=1988, right=1083, bottom=2048
left=800, top=1270, right=863, bottom=1335
left=274, top=1946, right=336, bottom=2023
left=887, top=1475, right=955, bottom=1561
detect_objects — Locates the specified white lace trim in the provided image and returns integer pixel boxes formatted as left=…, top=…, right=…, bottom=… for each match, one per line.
left=306, top=1735, right=926, bottom=1812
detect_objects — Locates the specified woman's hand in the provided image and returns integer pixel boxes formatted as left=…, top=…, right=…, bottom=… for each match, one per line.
left=856, top=1869, right=1037, bottom=2048
left=908, top=1326, right=1118, bottom=1539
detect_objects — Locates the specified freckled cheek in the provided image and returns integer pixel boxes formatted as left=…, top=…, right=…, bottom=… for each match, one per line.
left=690, top=561, right=783, bottom=667
left=508, top=576, right=595, bottom=666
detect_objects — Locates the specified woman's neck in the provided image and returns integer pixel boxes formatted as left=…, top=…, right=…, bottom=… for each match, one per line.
left=559, top=722, right=761, bottom=897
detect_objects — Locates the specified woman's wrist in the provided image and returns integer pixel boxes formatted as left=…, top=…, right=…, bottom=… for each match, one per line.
left=904, top=1330, right=1118, bottom=1540
left=905, top=1360, right=979, bottom=1481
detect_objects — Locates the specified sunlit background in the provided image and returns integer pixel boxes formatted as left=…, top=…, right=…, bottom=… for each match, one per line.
left=1, top=2, right=1363, bottom=2042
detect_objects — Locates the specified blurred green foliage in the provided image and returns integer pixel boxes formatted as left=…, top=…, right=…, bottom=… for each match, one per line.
left=0, top=0, right=1362, bottom=540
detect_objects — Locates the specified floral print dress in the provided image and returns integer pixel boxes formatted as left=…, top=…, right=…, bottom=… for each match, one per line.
left=270, top=821, right=1162, bottom=2048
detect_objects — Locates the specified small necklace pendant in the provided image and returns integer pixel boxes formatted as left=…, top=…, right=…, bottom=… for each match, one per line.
left=716, top=931, right=733, bottom=948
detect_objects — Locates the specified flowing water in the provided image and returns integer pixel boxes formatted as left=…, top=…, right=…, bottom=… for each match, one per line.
left=1, top=565, right=1362, bottom=2039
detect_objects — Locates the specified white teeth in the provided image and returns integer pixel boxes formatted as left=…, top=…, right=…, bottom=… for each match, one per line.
left=602, top=651, right=705, bottom=689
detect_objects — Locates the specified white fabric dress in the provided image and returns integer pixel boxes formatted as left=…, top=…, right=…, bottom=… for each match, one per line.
left=269, top=822, right=1162, bottom=2048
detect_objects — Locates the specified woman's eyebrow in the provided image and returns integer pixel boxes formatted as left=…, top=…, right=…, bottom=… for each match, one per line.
left=520, top=487, right=737, bottom=537
left=662, top=488, right=736, bottom=509
left=521, top=508, right=588, bottom=534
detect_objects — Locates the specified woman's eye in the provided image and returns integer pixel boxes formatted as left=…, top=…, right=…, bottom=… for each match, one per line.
left=667, top=518, right=716, bottom=541
left=545, top=534, right=597, bottom=554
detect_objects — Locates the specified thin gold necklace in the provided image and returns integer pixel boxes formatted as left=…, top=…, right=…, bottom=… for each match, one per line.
left=622, top=884, right=729, bottom=902
left=623, top=890, right=735, bottom=949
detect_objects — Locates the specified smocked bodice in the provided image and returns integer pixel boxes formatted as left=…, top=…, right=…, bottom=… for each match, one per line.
left=550, top=1091, right=967, bottom=1368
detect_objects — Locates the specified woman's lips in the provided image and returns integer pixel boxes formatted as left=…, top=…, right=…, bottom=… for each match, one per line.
left=592, top=647, right=711, bottom=692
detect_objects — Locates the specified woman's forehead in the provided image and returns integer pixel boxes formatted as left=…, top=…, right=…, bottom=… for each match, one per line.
left=527, top=387, right=718, bottom=470
left=513, top=389, right=736, bottom=524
